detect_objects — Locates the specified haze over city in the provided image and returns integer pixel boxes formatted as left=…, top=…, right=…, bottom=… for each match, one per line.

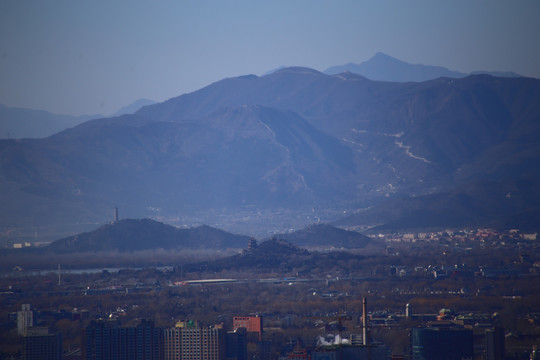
left=2, top=2, right=540, bottom=359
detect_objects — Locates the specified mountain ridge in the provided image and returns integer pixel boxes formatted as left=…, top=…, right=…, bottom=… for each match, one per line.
left=0, top=103, right=101, bottom=139
left=324, top=52, right=524, bottom=82
left=111, top=98, right=156, bottom=117
left=1, top=67, right=540, bottom=241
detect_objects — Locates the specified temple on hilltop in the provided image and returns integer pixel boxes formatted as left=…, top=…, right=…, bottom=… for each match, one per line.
left=247, top=237, right=257, bottom=251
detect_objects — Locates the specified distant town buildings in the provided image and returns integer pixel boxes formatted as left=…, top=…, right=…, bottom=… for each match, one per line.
left=5, top=225, right=540, bottom=358
left=10, top=299, right=526, bottom=360
left=369, top=228, right=538, bottom=244
left=522, top=233, right=538, bottom=241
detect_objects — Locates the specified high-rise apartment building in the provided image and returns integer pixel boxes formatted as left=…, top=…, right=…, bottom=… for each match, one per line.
left=22, top=327, right=62, bottom=360
left=486, top=327, right=505, bottom=360
left=164, top=320, right=224, bottom=360
left=83, top=319, right=164, bottom=360
left=411, top=327, right=473, bottom=360
left=225, top=328, right=247, bottom=360
left=17, top=304, right=34, bottom=335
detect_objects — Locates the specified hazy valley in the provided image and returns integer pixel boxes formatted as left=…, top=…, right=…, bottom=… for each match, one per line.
left=1, top=57, right=540, bottom=245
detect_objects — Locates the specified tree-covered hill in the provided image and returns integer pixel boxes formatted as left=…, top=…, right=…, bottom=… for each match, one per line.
left=42, top=219, right=250, bottom=253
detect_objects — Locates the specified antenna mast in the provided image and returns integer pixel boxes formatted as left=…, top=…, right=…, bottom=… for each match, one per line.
left=362, top=297, right=368, bottom=346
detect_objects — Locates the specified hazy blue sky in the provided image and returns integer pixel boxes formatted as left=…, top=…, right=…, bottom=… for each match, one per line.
left=1, top=0, right=539, bottom=116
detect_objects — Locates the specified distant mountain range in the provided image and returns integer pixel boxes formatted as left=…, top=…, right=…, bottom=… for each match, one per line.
left=324, top=52, right=524, bottom=82
left=0, top=104, right=100, bottom=139
left=1, top=61, right=540, bottom=242
left=111, top=98, right=156, bottom=117
left=0, top=99, right=155, bottom=139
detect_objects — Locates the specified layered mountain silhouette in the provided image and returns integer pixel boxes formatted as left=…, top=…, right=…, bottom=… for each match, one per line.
left=324, top=52, right=523, bottom=82
left=111, top=98, right=156, bottom=117
left=0, top=104, right=100, bottom=139
left=1, top=65, right=540, bottom=241
left=0, top=99, right=155, bottom=140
